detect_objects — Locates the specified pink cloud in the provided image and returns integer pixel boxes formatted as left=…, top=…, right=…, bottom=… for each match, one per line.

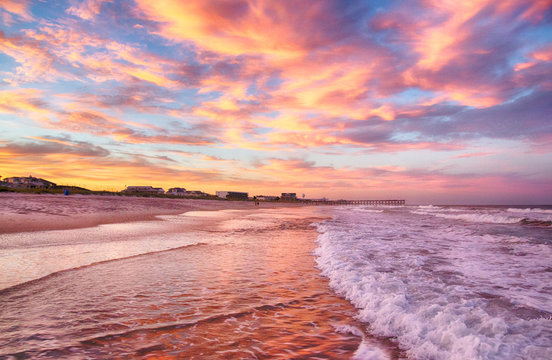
left=0, top=0, right=33, bottom=22
left=453, top=152, right=494, bottom=159
left=136, top=0, right=354, bottom=59
left=372, top=0, right=550, bottom=108
left=66, top=0, right=112, bottom=20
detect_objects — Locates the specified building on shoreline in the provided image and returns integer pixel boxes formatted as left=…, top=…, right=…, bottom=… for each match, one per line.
left=166, top=187, right=187, bottom=196
left=255, top=195, right=279, bottom=201
left=2, top=176, right=57, bottom=189
left=216, top=191, right=249, bottom=200
left=122, top=186, right=165, bottom=194
left=185, top=190, right=209, bottom=197
left=281, top=193, right=297, bottom=201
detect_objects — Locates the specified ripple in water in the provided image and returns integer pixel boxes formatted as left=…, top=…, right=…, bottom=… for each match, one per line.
left=0, top=208, right=402, bottom=359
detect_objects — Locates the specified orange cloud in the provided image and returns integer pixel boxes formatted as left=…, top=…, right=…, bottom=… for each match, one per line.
left=453, top=152, right=494, bottom=159
left=136, top=0, right=309, bottom=60
left=0, top=140, right=224, bottom=191
left=0, top=89, right=49, bottom=115
left=0, top=0, right=33, bottom=21
left=8, top=25, right=180, bottom=88
left=0, top=30, right=58, bottom=84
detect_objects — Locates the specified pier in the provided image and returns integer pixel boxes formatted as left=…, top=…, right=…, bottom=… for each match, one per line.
left=303, top=199, right=406, bottom=206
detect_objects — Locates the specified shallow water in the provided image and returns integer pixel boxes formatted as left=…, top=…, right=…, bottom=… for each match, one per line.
left=2, top=204, right=550, bottom=359
left=0, top=208, right=400, bottom=359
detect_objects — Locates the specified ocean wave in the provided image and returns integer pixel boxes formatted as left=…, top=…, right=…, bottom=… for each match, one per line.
left=506, top=208, right=552, bottom=222
left=518, top=218, right=552, bottom=226
left=415, top=205, right=462, bottom=212
left=507, top=208, right=552, bottom=214
left=316, top=231, right=520, bottom=359
left=0, top=242, right=208, bottom=293
left=352, top=208, right=384, bottom=213
left=315, top=209, right=552, bottom=359
left=417, top=205, right=442, bottom=210
left=431, top=212, right=521, bottom=224
left=413, top=209, right=552, bottom=225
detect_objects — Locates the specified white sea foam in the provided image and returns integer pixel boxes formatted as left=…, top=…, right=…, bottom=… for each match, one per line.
left=352, top=341, right=391, bottom=360
left=430, top=212, right=521, bottom=224
left=417, top=205, right=442, bottom=210
left=315, top=207, right=552, bottom=359
left=0, top=210, right=241, bottom=290
left=506, top=208, right=552, bottom=222
left=333, top=324, right=391, bottom=360
left=508, top=208, right=552, bottom=214
left=412, top=206, right=552, bottom=224
left=351, top=208, right=384, bottom=213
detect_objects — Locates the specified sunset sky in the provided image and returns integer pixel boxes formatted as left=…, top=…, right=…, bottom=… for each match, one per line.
left=1, top=0, right=551, bottom=204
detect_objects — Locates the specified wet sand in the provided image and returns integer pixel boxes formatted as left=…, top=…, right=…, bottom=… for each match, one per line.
left=0, top=195, right=405, bottom=359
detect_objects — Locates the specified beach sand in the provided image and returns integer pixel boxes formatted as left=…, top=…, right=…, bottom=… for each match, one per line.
left=0, top=193, right=301, bottom=234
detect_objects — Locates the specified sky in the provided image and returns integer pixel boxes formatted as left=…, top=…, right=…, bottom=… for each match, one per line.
left=0, top=0, right=551, bottom=204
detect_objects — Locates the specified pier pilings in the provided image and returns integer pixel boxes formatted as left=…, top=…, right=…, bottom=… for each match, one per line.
left=303, top=199, right=405, bottom=206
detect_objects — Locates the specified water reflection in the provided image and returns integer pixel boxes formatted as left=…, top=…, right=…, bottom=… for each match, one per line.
left=0, top=209, right=400, bottom=358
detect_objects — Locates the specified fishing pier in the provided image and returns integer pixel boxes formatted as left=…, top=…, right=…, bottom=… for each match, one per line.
left=303, top=199, right=406, bottom=206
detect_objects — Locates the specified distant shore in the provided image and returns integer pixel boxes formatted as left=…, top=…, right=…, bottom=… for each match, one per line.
left=0, top=193, right=306, bottom=234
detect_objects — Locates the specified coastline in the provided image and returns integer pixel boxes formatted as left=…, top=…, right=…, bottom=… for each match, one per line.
left=0, top=193, right=306, bottom=234
left=0, top=203, right=392, bottom=358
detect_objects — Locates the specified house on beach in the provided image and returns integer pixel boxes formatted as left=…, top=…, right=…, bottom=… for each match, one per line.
left=122, top=186, right=165, bottom=194
left=184, top=190, right=209, bottom=197
left=216, top=191, right=249, bottom=200
left=281, top=193, right=297, bottom=201
left=166, top=187, right=187, bottom=196
left=2, top=176, right=57, bottom=189
left=255, top=195, right=279, bottom=201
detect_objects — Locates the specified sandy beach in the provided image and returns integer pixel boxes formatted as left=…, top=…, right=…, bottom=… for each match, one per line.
left=0, top=194, right=392, bottom=359
left=0, top=193, right=303, bottom=234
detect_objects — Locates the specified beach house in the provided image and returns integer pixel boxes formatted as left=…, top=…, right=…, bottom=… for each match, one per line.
left=2, top=176, right=57, bottom=189
left=122, top=186, right=165, bottom=194
left=216, top=191, right=249, bottom=200
left=255, top=195, right=279, bottom=201
left=184, top=190, right=209, bottom=197
left=166, top=187, right=187, bottom=196
left=281, top=193, right=297, bottom=201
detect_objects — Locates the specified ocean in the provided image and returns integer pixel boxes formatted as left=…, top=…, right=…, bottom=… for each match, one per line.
left=0, top=205, right=551, bottom=359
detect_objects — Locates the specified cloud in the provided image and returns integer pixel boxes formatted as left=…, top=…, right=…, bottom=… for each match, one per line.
left=410, top=90, right=552, bottom=142
left=228, top=157, right=551, bottom=204
left=1, top=136, right=110, bottom=157
left=453, top=152, right=494, bottom=159
left=1, top=23, right=180, bottom=87
left=0, top=0, right=33, bottom=22
left=66, top=0, right=112, bottom=20
left=0, top=0, right=550, bottom=202
left=136, top=0, right=366, bottom=59
left=74, top=84, right=177, bottom=112
left=46, top=109, right=217, bottom=145
left=0, top=140, right=226, bottom=190
left=372, top=0, right=551, bottom=108
left=0, top=30, right=59, bottom=84
left=0, top=89, right=49, bottom=114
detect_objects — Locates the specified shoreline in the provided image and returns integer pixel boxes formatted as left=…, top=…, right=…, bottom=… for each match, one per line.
left=0, top=193, right=307, bottom=234
left=0, top=196, right=408, bottom=358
